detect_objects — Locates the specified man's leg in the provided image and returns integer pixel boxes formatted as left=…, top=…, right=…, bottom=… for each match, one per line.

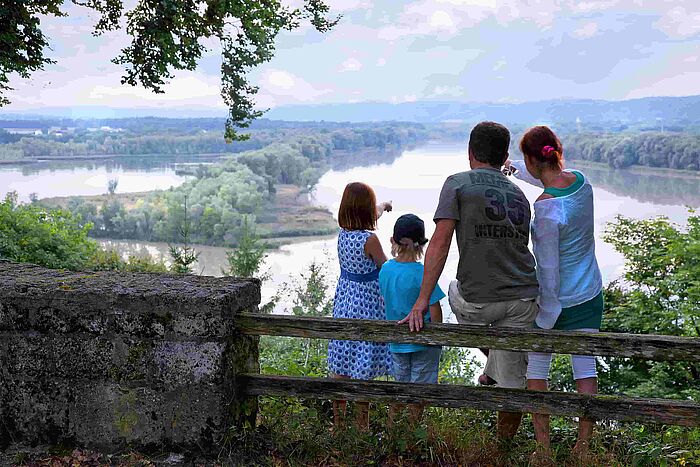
left=490, top=299, right=539, bottom=441
left=448, top=281, right=503, bottom=384
left=498, top=411, right=523, bottom=440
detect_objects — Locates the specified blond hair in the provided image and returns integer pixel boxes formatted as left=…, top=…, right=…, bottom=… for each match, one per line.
left=391, top=238, right=425, bottom=262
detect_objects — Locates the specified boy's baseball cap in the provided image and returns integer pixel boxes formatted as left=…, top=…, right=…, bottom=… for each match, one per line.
left=393, top=214, right=428, bottom=245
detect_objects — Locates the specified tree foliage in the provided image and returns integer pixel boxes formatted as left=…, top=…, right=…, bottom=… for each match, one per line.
left=167, top=195, right=200, bottom=274
left=222, top=216, right=267, bottom=279
left=0, top=191, right=96, bottom=269
left=51, top=124, right=422, bottom=246
left=0, top=0, right=337, bottom=140
left=596, top=214, right=700, bottom=400
left=564, top=132, right=700, bottom=171
left=0, top=191, right=167, bottom=272
left=0, top=1, right=63, bottom=106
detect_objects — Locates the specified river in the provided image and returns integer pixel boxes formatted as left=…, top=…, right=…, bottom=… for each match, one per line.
left=63, top=142, right=700, bottom=321
left=0, top=156, right=217, bottom=203
left=4, top=143, right=700, bottom=314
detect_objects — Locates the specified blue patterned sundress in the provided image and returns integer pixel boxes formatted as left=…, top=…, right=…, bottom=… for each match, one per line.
left=327, top=229, right=391, bottom=379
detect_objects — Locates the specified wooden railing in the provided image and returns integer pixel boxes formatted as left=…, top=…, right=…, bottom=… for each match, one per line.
left=236, top=313, right=700, bottom=427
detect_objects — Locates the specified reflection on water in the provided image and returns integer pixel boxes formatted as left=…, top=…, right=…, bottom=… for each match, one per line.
left=9, top=143, right=700, bottom=317
left=577, top=164, right=700, bottom=207
left=329, top=146, right=404, bottom=171
left=15, top=155, right=222, bottom=175
left=0, top=155, right=221, bottom=202
left=100, top=143, right=699, bottom=323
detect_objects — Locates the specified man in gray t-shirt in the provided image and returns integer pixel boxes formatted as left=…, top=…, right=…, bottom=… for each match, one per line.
left=434, top=162, right=539, bottom=302
left=399, top=121, right=539, bottom=441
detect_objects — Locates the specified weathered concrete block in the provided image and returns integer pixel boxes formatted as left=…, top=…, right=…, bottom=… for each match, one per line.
left=67, top=383, right=227, bottom=450
left=2, top=379, right=71, bottom=445
left=0, top=261, right=261, bottom=452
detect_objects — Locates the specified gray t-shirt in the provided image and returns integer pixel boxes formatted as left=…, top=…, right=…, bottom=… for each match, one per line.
left=434, top=167, right=538, bottom=303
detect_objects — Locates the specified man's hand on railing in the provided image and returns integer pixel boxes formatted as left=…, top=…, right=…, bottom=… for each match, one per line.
left=398, top=296, right=428, bottom=332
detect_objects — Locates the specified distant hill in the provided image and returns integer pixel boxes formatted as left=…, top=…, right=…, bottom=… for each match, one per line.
left=265, top=96, right=700, bottom=128
left=2, top=95, right=700, bottom=130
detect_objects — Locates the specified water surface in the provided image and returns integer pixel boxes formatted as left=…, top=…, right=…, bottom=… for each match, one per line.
left=92, top=143, right=700, bottom=320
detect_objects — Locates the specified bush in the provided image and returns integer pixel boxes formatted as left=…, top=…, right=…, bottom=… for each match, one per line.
left=0, top=192, right=97, bottom=270
left=0, top=191, right=168, bottom=273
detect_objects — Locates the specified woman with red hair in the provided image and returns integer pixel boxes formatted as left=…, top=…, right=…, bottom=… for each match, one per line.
left=505, top=126, right=603, bottom=462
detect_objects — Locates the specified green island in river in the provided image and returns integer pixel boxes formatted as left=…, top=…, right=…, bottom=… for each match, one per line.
left=39, top=183, right=337, bottom=248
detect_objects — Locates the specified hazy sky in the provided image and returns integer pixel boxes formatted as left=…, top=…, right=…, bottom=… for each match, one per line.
left=4, top=0, right=700, bottom=112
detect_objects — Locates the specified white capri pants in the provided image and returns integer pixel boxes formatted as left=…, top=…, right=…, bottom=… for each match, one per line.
left=527, top=328, right=598, bottom=380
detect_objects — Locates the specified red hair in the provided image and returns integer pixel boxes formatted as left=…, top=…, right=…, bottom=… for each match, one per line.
left=520, top=126, right=564, bottom=170
left=338, top=182, right=377, bottom=231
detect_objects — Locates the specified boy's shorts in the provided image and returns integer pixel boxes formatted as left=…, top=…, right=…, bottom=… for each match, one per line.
left=391, top=346, right=442, bottom=384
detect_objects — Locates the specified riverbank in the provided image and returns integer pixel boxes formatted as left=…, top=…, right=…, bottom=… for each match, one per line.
left=569, top=158, right=700, bottom=180
left=0, top=152, right=230, bottom=165
left=40, top=184, right=337, bottom=246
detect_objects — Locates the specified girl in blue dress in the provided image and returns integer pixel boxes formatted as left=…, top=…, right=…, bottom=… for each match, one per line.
left=327, top=181, right=392, bottom=430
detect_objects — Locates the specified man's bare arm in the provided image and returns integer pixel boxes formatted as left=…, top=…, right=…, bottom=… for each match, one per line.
left=398, top=219, right=455, bottom=331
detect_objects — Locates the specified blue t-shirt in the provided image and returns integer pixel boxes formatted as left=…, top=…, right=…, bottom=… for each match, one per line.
left=379, top=259, right=446, bottom=353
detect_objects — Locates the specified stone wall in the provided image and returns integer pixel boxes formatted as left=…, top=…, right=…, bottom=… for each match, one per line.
left=0, top=261, right=260, bottom=452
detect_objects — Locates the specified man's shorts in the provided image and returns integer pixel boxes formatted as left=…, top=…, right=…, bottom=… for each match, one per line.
left=448, top=280, right=538, bottom=389
left=391, top=346, right=442, bottom=384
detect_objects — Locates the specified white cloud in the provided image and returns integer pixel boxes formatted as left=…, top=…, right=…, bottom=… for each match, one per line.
left=429, top=85, right=464, bottom=97
left=331, top=0, right=373, bottom=11
left=625, top=47, right=700, bottom=99
left=6, top=71, right=227, bottom=110
left=390, top=94, right=418, bottom=104
left=5, top=0, right=700, bottom=112
left=282, top=0, right=372, bottom=13
left=626, top=71, right=700, bottom=99
left=266, top=70, right=296, bottom=89
left=573, top=1, right=618, bottom=13
left=256, top=69, right=333, bottom=107
left=377, top=0, right=560, bottom=40
left=339, top=57, right=363, bottom=72
left=429, top=10, right=457, bottom=32
left=573, top=22, right=599, bottom=39
left=654, top=6, right=700, bottom=38
left=89, top=75, right=221, bottom=101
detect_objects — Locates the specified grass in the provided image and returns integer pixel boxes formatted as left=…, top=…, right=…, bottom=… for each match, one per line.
left=212, top=397, right=700, bottom=466
left=12, top=409, right=699, bottom=466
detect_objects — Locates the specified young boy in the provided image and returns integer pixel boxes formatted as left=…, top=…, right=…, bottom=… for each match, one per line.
left=379, top=213, right=445, bottom=425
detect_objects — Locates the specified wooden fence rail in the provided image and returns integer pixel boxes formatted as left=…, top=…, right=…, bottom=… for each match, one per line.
left=236, top=313, right=700, bottom=427
left=237, top=313, right=700, bottom=362
left=240, top=375, right=700, bottom=427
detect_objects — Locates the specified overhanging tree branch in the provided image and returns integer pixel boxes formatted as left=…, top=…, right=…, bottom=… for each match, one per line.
left=0, top=0, right=338, bottom=140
